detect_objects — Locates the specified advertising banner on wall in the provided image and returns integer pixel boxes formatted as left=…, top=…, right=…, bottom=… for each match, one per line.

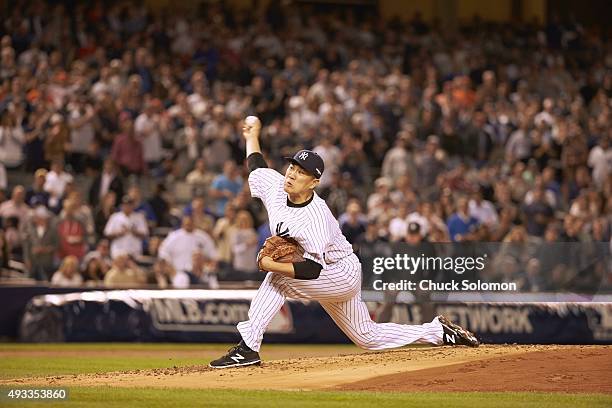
left=19, top=289, right=612, bottom=344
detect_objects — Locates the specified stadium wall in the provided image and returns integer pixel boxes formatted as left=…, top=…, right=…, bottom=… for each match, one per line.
left=15, top=289, right=612, bottom=344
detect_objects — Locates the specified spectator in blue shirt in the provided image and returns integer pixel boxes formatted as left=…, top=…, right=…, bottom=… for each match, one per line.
left=25, top=168, right=50, bottom=208
left=210, top=161, right=243, bottom=217
left=447, top=197, right=480, bottom=242
left=127, top=185, right=158, bottom=228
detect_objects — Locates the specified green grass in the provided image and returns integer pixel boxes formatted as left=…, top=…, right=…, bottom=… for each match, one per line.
left=0, top=343, right=359, bottom=379
left=0, top=388, right=609, bottom=408
left=0, top=356, right=211, bottom=379
left=0, top=342, right=357, bottom=352
left=1, top=344, right=609, bottom=407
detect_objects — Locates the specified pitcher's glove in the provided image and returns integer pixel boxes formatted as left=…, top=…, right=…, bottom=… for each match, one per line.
left=257, top=236, right=305, bottom=270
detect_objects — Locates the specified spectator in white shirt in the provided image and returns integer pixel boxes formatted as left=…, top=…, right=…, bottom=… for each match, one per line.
left=588, top=137, right=611, bottom=189
left=158, top=215, right=218, bottom=274
left=51, top=255, right=83, bottom=287
left=104, top=195, right=149, bottom=258
left=468, top=189, right=499, bottom=228
left=388, top=203, right=410, bottom=242
left=44, top=160, right=73, bottom=209
left=406, top=202, right=432, bottom=237
left=135, top=99, right=164, bottom=168
left=0, top=108, right=25, bottom=168
left=66, top=95, right=96, bottom=173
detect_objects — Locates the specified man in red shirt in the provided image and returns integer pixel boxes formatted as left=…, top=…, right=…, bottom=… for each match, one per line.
left=57, top=198, right=87, bottom=260
left=110, top=113, right=146, bottom=176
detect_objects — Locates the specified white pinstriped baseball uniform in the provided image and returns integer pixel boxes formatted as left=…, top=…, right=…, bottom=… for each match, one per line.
left=237, top=168, right=444, bottom=351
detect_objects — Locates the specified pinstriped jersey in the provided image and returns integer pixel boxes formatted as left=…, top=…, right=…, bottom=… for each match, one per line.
left=248, top=168, right=353, bottom=267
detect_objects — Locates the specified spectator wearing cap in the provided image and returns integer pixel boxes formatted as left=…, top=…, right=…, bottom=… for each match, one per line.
left=22, top=205, right=58, bottom=281
left=406, top=202, right=433, bottom=238
left=110, top=113, right=145, bottom=176
left=447, top=197, right=480, bottom=242
left=88, top=158, right=124, bottom=208
left=406, top=222, right=424, bottom=243
left=104, top=195, right=149, bottom=259
left=25, top=168, right=50, bottom=207
left=158, top=215, right=217, bottom=276
left=50, top=255, right=83, bottom=287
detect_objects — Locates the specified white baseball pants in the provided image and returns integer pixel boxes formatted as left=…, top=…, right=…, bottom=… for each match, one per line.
left=237, top=254, right=444, bottom=352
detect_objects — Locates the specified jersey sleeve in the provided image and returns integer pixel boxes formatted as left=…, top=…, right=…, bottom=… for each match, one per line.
left=248, top=168, right=284, bottom=201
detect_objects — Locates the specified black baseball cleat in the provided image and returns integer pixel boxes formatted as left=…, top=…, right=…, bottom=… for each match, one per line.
left=438, top=315, right=480, bottom=347
left=209, top=341, right=261, bottom=369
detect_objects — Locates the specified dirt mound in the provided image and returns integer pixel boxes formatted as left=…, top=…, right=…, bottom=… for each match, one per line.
left=337, top=346, right=612, bottom=394
left=7, top=345, right=603, bottom=392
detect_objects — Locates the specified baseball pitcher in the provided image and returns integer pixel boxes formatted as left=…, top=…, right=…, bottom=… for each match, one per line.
left=209, top=117, right=479, bottom=368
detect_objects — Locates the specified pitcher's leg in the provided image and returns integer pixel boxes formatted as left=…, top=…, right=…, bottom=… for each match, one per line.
left=321, top=293, right=444, bottom=350
left=237, top=272, right=293, bottom=352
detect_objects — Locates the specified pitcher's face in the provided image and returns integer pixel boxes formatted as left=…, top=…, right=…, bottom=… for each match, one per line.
left=284, top=163, right=318, bottom=195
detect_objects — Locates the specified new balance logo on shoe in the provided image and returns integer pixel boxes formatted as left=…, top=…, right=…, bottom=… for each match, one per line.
left=209, top=343, right=262, bottom=368
left=230, top=353, right=245, bottom=363
left=438, top=315, right=480, bottom=347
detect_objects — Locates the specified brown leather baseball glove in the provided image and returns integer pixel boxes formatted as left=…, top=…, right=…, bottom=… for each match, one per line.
left=257, top=235, right=305, bottom=270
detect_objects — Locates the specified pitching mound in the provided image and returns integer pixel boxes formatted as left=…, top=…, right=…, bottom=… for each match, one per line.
left=337, top=346, right=612, bottom=393
left=4, top=345, right=610, bottom=393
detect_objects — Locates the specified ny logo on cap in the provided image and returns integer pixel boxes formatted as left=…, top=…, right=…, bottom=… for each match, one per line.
left=299, top=151, right=309, bottom=160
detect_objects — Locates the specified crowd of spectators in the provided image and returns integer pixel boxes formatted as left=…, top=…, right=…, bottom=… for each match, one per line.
left=0, top=1, right=610, bottom=291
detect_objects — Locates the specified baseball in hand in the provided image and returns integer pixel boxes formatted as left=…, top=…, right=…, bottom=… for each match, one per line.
left=245, top=115, right=258, bottom=125
left=243, top=115, right=261, bottom=139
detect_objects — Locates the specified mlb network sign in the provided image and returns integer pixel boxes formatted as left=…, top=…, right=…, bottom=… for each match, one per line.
left=146, top=298, right=294, bottom=334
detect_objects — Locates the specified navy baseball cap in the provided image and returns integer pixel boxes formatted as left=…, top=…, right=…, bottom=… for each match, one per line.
left=284, top=150, right=325, bottom=179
